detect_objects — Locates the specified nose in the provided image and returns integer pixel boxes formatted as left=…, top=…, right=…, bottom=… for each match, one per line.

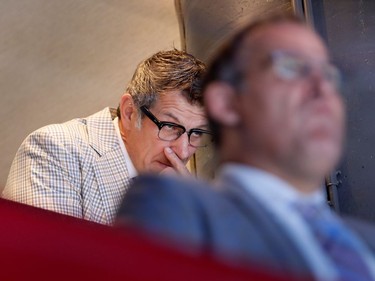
left=309, top=68, right=339, bottom=99
left=170, top=133, right=192, bottom=162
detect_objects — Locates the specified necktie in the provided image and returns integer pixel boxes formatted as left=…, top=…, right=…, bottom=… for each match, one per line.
left=295, top=203, right=374, bottom=281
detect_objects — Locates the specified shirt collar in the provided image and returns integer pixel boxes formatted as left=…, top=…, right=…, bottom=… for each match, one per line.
left=218, top=163, right=325, bottom=207
left=113, top=117, right=138, bottom=178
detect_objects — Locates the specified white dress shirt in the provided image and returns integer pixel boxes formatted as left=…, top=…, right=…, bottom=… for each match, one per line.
left=113, top=117, right=138, bottom=179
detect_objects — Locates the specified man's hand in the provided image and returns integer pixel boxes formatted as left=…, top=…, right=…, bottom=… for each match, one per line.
left=161, top=147, right=191, bottom=177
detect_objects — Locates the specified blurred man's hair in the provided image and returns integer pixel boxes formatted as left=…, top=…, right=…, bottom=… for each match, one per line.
left=202, top=13, right=306, bottom=146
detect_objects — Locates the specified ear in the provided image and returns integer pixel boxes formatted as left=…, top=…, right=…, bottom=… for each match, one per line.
left=119, top=93, right=136, bottom=130
left=204, top=82, right=240, bottom=126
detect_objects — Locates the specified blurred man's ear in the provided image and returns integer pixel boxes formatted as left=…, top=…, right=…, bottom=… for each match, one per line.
left=204, top=82, right=240, bottom=126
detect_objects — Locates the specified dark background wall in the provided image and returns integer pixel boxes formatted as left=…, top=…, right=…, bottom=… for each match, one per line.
left=312, top=0, right=375, bottom=222
left=176, top=0, right=293, bottom=62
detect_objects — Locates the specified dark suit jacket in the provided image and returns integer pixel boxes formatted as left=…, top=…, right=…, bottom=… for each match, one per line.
left=117, top=174, right=375, bottom=279
left=117, top=174, right=315, bottom=277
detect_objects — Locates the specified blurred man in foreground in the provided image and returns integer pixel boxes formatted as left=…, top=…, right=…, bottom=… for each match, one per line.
left=117, top=14, right=375, bottom=280
left=3, top=50, right=209, bottom=225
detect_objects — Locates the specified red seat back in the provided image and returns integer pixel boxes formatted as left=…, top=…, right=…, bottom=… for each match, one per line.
left=0, top=199, right=305, bottom=281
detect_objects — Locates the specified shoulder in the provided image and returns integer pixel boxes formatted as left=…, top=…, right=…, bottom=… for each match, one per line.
left=343, top=215, right=375, bottom=254
left=115, top=174, right=286, bottom=263
left=19, top=123, right=85, bottom=159
left=22, top=108, right=113, bottom=151
left=118, top=174, right=216, bottom=214
left=116, top=174, right=221, bottom=245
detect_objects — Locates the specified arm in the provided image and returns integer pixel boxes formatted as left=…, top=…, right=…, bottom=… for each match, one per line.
left=3, top=127, right=83, bottom=218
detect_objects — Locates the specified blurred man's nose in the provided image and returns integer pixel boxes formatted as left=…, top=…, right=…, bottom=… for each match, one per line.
left=308, top=67, right=340, bottom=100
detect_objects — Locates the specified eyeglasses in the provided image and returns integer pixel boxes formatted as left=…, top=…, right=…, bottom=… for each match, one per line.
left=140, top=106, right=213, bottom=148
left=270, top=50, right=342, bottom=90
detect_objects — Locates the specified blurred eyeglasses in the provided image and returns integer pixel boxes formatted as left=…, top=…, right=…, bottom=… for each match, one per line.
left=270, top=50, right=342, bottom=90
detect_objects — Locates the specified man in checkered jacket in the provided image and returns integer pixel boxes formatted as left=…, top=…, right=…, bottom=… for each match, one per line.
left=3, top=49, right=209, bottom=225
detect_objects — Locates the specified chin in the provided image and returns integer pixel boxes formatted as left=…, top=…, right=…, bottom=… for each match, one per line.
left=308, top=153, right=341, bottom=176
left=302, top=140, right=341, bottom=166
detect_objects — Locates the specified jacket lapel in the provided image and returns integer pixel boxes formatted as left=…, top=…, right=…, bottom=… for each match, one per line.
left=87, top=108, right=131, bottom=224
left=218, top=173, right=311, bottom=275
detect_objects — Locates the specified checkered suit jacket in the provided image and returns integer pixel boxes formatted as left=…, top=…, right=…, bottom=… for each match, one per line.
left=3, top=107, right=131, bottom=225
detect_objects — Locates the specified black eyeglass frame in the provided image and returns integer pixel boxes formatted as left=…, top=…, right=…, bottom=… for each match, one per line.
left=140, top=106, right=213, bottom=148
